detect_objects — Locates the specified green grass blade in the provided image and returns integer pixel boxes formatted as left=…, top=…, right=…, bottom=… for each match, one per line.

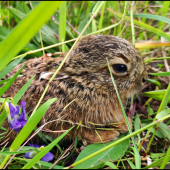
left=125, top=157, right=137, bottom=169
left=59, top=1, right=67, bottom=52
left=98, top=1, right=106, bottom=31
left=75, top=1, right=85, bottom=28
left=139, top=1, right=149, bottom=40
left=156, top=1, right=170, bottom=40
left=149, top=72, right=170, bottom=76
left=160, top=146, right=170, bottom=169
left=35, top=161, right=63, bottom=169
left=141, top=157, right=164, bottom=169
left=0, top=63, right=27, bottom=97
left=147, top=78, right=161, bottom=88
left=157, top=82, right=170, bottom=113
left=141, top=83, right=170, bottom=156
left=92, top=19, right=97, bottom=32
left=108, top=10, right=170, bottom=41
left=22, top=126, right=74, bottom=169
left=156, top=108, right=170, bottom=120
left=0, top=56, right=25, bottom=80
left=104, top=161, right=117, bottom=169
left=0, top=78, right=11, bottom=85
left=0, top=110, right=7, bottom=127
left=13, top=75, right=35, bottom=104
left=109, top=1, right=119, bottom=36
left=142, top=90, right=170, bottom=102
left=0, top=151, right=28, bottom=155
left=92, top=1, right=104, bottom=16
left=0, top=1, right=62, bottom=71
left=130, top=2, right=135, bottom=45
left=10, top=98, right=57, bottom=151
left=134, top=13, right=170, bottom=25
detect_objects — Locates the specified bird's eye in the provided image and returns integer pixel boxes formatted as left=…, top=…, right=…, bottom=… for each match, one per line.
left=112, top=64, right=127, bottom=73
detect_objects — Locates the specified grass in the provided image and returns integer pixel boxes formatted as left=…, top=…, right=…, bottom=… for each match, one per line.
left=0, top=1, right=170, bottom=169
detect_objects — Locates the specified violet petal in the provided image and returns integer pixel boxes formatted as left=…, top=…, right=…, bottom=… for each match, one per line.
left=26, top=143, right=54, bottom=162
left=9, top=120, right=22, bottom=132
left=27, top=143, right=40, bottom=148
left=9, top=103, right=19, bottom=118
left=41, top=151, right=54, bottom=162
left=24, top=151, right=36, bottom=159
left=18, top=101, right=27, bottom=121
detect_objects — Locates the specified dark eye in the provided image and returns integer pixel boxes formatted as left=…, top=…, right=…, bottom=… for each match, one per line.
left=112, top=64, right=127, bottom=73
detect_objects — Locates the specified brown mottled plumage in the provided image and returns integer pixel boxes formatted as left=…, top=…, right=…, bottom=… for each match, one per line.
left=1, top=35, right=147, bottom=144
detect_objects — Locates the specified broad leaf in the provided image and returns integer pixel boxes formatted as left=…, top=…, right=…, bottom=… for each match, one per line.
left=73, top=134, right=129, bottom=169
left=143, top=90, right=170, bottom=102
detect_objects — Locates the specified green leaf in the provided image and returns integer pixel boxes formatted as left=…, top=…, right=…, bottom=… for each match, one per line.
left=147, top=78, right=161, bottom=89
left=23, top=126, right=74, bottom=169
left=125, top=157, right=137, bottom=169
left=0, top=56, right=25, bottom=80
left=8, top=7, right=26, bottom=20
left=157, top=82, right=170, bottom=113
left=150, top=152, right=165, bottom=159
left=87, top=162, right=105, bottom=169
left=73, top=134, right=129, bottom=169
left=158, top=122, right=170, bottom=140
left=10, top=98, right=57, bottom=151
left=0, top=1, right=62, bottom=71
left=141, top=122, right=163, bottom=138
left=142, top=90, right=170, bottom=102
left=156, top=108, right=170, bottom=120
left=16, top=1, right=31, bottom=14
left=0, top=63, right=27, bottom=97
left=147, top=104, right=155, bottom=116
left=0, top=78, right=11, bottom=85
left=92, top=19, right=97, bottom=32
left=13, top=75, right=35, bottom=104
left=0, top=26, right=10, bottom=41
left=0, top=26, right=42, bottom=57
left=78, top=14, right=91, bottom=35
left=34, top=161, right=63, bottom=169
left=134, top=114, right=140, bottom=131
left=98, top=1, right=106, bottom=31
left=149, top=72, right=170, bottom=76
left=160, top=146, right=170, bottom=169
left=0, top=110, right=7, bottom=127
left=141, top=157, right=164, bottom=169
left=104, top=161, right=118, bottom=169
left=92, top=1, right=104, bottom=16
left=0, top=151, right=28, bottom=155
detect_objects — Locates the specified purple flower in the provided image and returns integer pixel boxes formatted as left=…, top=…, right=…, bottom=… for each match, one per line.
left=8, top=101, right=27, bottom=132
left=24, top=144, right=54, bottom=162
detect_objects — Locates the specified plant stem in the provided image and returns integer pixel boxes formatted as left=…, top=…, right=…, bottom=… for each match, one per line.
left=130, top=1, right=135, bottom=46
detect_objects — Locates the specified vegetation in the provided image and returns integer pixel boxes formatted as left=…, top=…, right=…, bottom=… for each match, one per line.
left=0, top=1, right=170, bottom=169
